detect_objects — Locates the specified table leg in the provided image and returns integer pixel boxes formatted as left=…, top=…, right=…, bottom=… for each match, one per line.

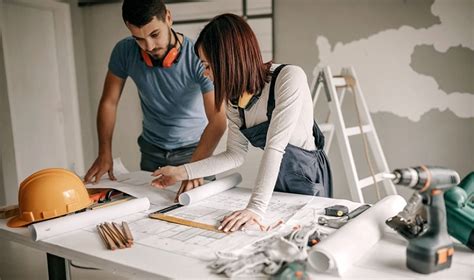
left=46, top=253, right=71, bottom=280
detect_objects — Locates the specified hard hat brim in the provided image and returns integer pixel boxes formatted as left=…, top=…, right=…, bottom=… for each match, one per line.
left=7, top=216, right=31, bottom=228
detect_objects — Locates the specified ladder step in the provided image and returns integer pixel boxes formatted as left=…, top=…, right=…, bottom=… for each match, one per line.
left=318, top=123, right=334, bottom=133
left=346, top=125, right=372, bottom=136
left=332, top=77, right=346, bottom=87
left=358, top=173, right=386, bottom=189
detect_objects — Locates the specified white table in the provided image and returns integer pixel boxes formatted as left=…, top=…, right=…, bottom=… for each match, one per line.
left=0, top=218, right=214, bottom=279
left=1, top=209, right=472, bottom=279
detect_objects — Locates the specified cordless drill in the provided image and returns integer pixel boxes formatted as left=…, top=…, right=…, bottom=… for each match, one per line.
left=385, top=166, right=460, bottom=274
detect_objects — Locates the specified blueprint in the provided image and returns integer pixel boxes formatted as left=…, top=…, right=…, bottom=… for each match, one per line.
left=83, top=158, right=179, bottom=207
left=81, top=166, right=319, bottom=260
left=131, top=188, right=313, bottom=260
left=85, top=170, right=180, bottom=207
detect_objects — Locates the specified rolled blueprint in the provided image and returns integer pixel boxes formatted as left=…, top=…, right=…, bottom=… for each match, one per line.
left=29, top=197, right=150, bottom=241
left=308, top=195, right=406, bottom=275
left=178, top=173, right=242, bottom=205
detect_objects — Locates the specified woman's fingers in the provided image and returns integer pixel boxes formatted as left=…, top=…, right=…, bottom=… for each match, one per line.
left=221, top=216, right=242, bottom=232
left=218, top=209, right=263, bottom=232
left=151, top=177, right=165, bottom=188
left=152, top=168, right=164, bottom=177
left=219, top=211, right=245, bottom=232
left=230, top=216, right=252, bottom=232
left=219, top=211, right=240, bottom=229
left=151, top=166, right=180, bottom=188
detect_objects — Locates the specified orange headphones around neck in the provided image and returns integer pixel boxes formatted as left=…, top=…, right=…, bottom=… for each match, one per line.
left=140, top=28, right=181, bottom=68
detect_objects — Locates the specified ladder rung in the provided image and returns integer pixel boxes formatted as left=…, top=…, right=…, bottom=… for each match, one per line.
left=332, top=77, right=346, bottom=87
left=318, top=123, right=334, bottom=133
left=358, top=173, right=386, bottom=189
left=346, top=125, right=372, bottom=136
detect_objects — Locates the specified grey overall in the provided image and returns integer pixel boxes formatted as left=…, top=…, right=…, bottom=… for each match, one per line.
left=238, top=64, right=333, bottom=197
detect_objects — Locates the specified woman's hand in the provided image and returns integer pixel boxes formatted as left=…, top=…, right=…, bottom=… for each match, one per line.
left=151, top=166, right=188, bottom=188
left=219, top=209, right=261, bottom=232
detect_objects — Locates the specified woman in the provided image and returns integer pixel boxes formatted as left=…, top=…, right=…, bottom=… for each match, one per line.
left=151, top=13, right=332, bottom=232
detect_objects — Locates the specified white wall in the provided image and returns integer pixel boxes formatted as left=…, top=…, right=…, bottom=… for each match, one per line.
left=0, top=19, right=17, bottom=206
left=65, top=0, right=96, bottom=172
left=81, top=3, right=146, bottom=172
left=0, top=0, right=87, bottom=205
left=275, top=0, right=474, bottom=202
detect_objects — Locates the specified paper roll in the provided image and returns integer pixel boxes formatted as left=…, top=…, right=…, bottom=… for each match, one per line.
left=178, top=173, right=242, bottom=205
left=29, top=197, right=150, bottom=241
left=307, top=195, right=406, bottom=275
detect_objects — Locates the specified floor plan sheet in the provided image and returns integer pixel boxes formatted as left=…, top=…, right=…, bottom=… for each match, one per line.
left=130, top=188, right=313, bottom=259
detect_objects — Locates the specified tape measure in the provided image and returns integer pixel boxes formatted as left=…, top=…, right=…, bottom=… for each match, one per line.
left=149, top=213, right=225, bottom=233
left=324, top=205, right=349, bottom=217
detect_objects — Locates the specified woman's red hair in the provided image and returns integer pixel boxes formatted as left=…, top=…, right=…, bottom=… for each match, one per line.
left=195, top=13, right=271, bottom=110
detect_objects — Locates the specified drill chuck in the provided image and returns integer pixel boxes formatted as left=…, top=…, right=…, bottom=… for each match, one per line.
left=392, top=166, right=460, bottom=191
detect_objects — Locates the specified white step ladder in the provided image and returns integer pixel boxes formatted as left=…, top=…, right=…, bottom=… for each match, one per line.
left=311, top=66, right=397, bottom=203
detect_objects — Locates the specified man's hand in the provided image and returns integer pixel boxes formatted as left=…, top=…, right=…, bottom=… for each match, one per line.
left=84, top=156, right=115, bottom=184
left=151, top=165, right=188, bottom=188
left=174, top=178, right=204, bottom=202
left=219, top=209, right=262, bottom=232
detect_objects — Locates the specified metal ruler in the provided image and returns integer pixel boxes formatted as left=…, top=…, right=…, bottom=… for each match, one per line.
left=149, top=213, right=224, bottom=233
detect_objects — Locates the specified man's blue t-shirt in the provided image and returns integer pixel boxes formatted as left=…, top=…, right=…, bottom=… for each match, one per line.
left=108, top=36, right=214, bottom=150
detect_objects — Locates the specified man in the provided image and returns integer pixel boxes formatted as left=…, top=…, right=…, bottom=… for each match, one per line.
left=84, top=0, right=226, bottom=199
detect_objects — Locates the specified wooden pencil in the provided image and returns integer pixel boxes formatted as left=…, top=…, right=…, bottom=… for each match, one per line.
left=97, top=225, right=117, bottom=250
left=96, top=225, right=110, bottom=249
left=102, top=223, right=126, bottom=249
left=112, top=222, right=130, bottom=246
left=109, top=222, right=130, bottom=248
left=122, top=221, right=134, bottom=243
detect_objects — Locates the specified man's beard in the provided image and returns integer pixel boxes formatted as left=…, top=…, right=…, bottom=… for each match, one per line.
left=147, top=48, right=166, bottom=59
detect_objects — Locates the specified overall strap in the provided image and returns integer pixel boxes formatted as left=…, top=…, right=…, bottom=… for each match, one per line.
left=238, top=107, right=247, bottom=129
left=267, top=64, right=288, bottom=120
left=238, top=64, right=288, bottom=129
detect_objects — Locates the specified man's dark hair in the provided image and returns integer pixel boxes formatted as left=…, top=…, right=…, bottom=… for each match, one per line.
left=122, top=0, right=167, bottom=27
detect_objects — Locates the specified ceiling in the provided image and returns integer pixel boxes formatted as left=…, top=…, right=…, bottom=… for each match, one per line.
left=78, top=0, right=207, bottom=7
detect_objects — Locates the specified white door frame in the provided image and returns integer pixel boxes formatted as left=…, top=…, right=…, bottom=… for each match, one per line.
left=0, top=0, right=84, bottom=204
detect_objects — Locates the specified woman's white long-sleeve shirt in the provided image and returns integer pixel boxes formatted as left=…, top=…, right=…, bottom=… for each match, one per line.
left=183, top=65, right=316, bottom=217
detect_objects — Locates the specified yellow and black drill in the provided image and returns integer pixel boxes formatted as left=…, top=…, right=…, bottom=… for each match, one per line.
left=385, top=166, right=460, bottom=274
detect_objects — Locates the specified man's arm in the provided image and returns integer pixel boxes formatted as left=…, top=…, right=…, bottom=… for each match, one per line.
left=173, top=90, right=226, bottom=200
left=190, top=90, right=227, bottom=162
left=84, top=71, right=126, bottom=183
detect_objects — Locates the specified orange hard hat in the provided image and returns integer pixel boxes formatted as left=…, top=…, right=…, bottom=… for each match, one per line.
left=7, top=168, right=92, bottom=228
